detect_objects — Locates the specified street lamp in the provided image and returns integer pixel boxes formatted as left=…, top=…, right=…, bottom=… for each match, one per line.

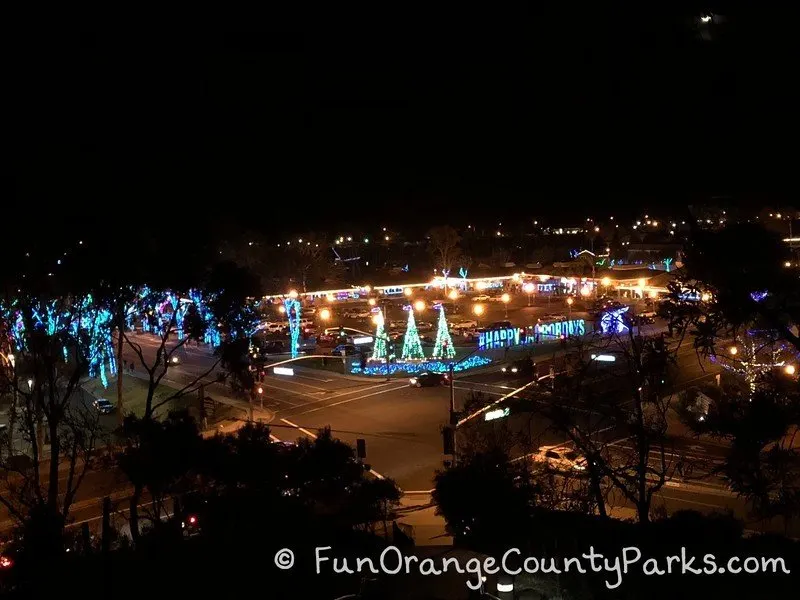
left=448, top=289, right=459, bottom=301
left=414, top=300, right=426, bottom=312
left=368, top=298, right=376, bottom=306
left=784, top=364, right=796, bottom=376
left=472, top=303, right=485, bottom=326
left=288, top=289, right=298, bottom=299
left=523, top=282, right=535, bottom=306
left=404, top=287, right=413, bottom=297
left=566, top=296, right=573, bottom=319
left=501, top=293, right=510, bottom=318
left=319, top=308, right=331, bottom=321
left=729, top=346, right=738, bottom=356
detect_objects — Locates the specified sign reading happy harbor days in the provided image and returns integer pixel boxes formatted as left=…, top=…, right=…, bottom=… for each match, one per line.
left=478, top=319, right=587, bottom=350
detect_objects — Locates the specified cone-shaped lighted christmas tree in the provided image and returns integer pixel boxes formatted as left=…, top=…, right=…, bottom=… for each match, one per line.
left=401, top=307, right=425, bottom=360
left=372, top=309, right=387, bottom=360
left=432, top=306, right=456, bottom=359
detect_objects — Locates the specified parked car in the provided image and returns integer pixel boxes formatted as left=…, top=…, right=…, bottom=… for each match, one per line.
left=262, top=322, right=285, bottom=333
left=489, top=320, right=513, bottom=329
left=417, top=321, right=434, bottom=332
left=530, top=445, right=586, bottom=472
left=633, top=311, right=657, bottom=325
left=303, top=306, right=317, bottom=315
left=409, top=372, right=449, bottom=387
left=472, top=294, right=491, bottom=302
left=92, top=398, right=115, bottom=414
left=333, top=344, right=360, bottom=356
left=487, top=295, right=506, bottom=302
left=539, top=313, right=567, bottom=322
left=451, top=319, right=478, bottom=330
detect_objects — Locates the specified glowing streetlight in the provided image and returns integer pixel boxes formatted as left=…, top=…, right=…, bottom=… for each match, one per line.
left=414, top=300, right=426, bottom=312
left=288, top=290, right=298, bottom=299
left=729, top=346, right=738, bottom=356
left=278, top=305, right=286, bottom=314
left=566, top=297, right=574, bottom=306
left=448, top=289, right=459, bottom=301
left=472, top=303, right=485, bottom=325
left=27, top=378, right=33, bottom=390
left=404, top=287, right=413, bottom=296
left=637, top=278, right=646, bottom=288
left=368, top=298, right=376, bottom=306
left=701, top=293, right=711, bottom=302
left=501, top=293, right=511, bottom=318
left=523, top=282, right=535, bottom=306
left=601, top=276, right=611, bottom=287
left=319, top=308, right=331, bottom=321
left=476, top=281, right=487, bottom=291
left=326, top=294, right=335, bottom=302
left=784, top=364, right=796, bottom=376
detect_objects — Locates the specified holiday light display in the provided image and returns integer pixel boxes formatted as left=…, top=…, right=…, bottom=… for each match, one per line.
left=352, top=355, right=491, bottom=376
left=711, top=329, right=799, bottom=397
left=284, top=297, right=301, bottom=358
left=371, top=309, right=388, bottom=360
left=431, top=305, right=455, bottom=359
left=600, top=306, right=630, bottom=335
left=401, top=306, right=425, bottom=360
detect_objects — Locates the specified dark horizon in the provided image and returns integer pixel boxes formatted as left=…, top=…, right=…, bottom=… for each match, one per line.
left=7, top=9, right=797, bottom=237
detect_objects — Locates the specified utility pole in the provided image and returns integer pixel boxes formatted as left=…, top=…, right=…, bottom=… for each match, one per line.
left=116, top=312, right=125, bottom=425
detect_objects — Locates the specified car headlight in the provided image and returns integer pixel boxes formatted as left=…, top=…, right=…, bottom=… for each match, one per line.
left=511, top=367, right=518, bottom=373
left=573, top=464, right=586, bottom=471
left=409, top=378, right=418, bottom=385
left=501, top=367, right=507, bottom=373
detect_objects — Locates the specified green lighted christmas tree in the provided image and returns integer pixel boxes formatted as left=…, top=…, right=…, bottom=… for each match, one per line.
left=432, top=306, right=456, bottom=359
left=372, top=309, right=387, bottom=360
left=401, top=307, right=425, bottom=360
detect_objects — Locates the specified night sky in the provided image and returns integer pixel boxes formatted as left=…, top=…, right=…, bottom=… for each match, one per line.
left=6, top=8, right=796, bottom=244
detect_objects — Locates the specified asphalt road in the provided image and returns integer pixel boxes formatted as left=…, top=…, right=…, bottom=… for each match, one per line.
left=21, top=314, right=758, bottom=539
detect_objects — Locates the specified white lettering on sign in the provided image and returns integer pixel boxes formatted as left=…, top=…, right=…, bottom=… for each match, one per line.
left=273, top=367, right=295, bottom=376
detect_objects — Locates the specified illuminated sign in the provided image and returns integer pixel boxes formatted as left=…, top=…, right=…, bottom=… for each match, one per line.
left=534, top=319, right=586, bottom=340
left=273, top=367, right=295, bottom=376
left=478, top=319, right=587, bottom=349
left=479, top=327, right=520, bottom=349
left=383, top=287, right=404, bottom=295
left=352, top=336, right=374, bottom=345
left=485, top=407, right=510, bottom=421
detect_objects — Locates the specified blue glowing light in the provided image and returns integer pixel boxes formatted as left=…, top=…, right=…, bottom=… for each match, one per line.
left=351, top=355, right=492, bottom=376
left=284, top=298, right=301, bottom=358
left=601, top=306, right=629, bottom=335
left=750, top=290, right=768, bottom=302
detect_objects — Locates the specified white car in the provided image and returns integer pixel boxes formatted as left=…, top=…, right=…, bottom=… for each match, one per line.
left=487, top=295, right=506, bottom=302
left=417, top=321, right=434, bottom=331
left=451, top=320, right=478, bottom=330
left=262, top=322, right=285, bottom=333
left=530, top=445, right=586, bottom=472
left=472, top=294, right=491, bottom=302
left=539, top=313, right=567, bottom=322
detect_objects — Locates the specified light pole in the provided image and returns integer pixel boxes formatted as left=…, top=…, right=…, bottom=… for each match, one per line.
left=472, top=303, right=485, bottom=327
left=566, top=296, right=573, bottom=320
left=501, top=293, right=510, bottom=319
left=523, top=282, right=535, bottom=306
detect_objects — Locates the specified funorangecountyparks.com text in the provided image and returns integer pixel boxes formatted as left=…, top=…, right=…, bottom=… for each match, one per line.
left=304, top=545, right=791, bottom=590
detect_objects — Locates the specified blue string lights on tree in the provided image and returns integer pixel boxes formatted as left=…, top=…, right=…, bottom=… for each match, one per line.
left=284, top=297, right=301, bottom=358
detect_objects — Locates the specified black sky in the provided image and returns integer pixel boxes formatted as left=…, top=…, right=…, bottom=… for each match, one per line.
left=5, top=7, right=798, bottom=242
